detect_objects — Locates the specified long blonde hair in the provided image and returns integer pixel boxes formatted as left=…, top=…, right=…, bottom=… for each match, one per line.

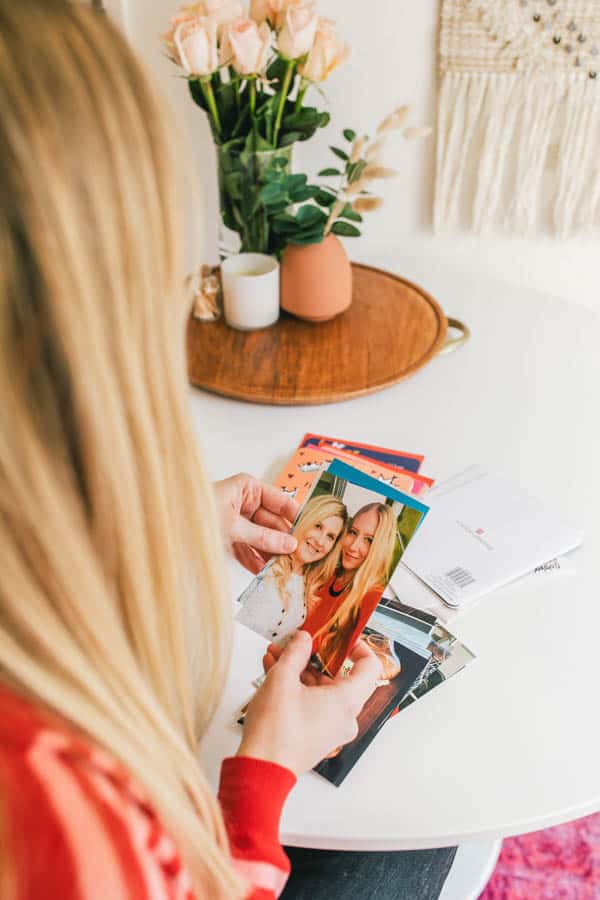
left=271, top=494, right=347, bottom=606
left=0, top=1, right=242, bottom=896
left=312, top=503, right=398, bottom=665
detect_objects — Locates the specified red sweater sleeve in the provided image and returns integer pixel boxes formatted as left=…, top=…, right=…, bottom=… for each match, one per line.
left=218, top=756, right=296, bottom=899
left=0, top=687, right=297, bottom=900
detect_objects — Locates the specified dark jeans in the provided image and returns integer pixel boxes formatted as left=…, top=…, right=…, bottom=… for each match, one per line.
left=281, top=846, right=457, bottom=900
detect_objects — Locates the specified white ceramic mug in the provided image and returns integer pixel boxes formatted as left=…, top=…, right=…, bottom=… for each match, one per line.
left=221, top=253, right=280, bottom=331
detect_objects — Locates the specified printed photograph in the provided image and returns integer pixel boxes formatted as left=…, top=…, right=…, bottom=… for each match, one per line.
left=236, top=580, right=475, bottom=785
left=236, top=459, right=429, bottom=677
left=312, top=604, right=475, bottom=785
left=299, top=433, right=424, bottom=473
left=396, top=621, right=476, bottom=711
left=275, top=446, right=433, bottom=507
left=314, top=626, right=430, bottom=786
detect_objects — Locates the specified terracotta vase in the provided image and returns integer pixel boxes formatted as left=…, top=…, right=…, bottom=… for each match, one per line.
left=279, top=234, right=352, bottom=322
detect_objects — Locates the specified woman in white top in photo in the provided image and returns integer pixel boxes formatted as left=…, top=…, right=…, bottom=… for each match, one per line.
left=237, top=495, right=348, bottom=643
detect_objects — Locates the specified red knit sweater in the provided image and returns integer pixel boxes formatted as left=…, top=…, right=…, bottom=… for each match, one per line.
left=0, top=686, right=295, bottom=899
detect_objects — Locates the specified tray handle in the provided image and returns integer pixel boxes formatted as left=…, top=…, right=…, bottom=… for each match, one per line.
left=438, top=317, right=470, bottom=356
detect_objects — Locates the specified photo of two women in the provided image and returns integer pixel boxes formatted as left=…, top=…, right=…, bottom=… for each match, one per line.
left=236, top=468, right=425, bottom=677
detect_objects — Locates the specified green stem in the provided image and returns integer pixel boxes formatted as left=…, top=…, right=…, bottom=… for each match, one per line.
left=231, top=69, right=241, bottom=115
left=200, top=77, right=222, bottom=140
left=273, top=59, right=295, bottom=147
left=294, top=80, right=308, bottom=113
left=231, top=104, right=250, bottom=138
left=249, top=78, right=258, bottom=152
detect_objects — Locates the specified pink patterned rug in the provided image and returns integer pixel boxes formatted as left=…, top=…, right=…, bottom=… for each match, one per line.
left=480, top=813, right=600, bottom=899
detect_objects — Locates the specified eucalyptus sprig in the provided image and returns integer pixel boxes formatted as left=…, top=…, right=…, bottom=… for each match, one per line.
left=258, top=157, right=326, bottom=256
left=257, top=107, right=432, bottom=254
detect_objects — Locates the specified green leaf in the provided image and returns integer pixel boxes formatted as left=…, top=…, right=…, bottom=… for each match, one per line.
left=339, top=203, right=363, bottom=223
left=296, top=205, right=327, bottom=226
left=347, top=159, right=368, bottom=183
left=330, top=146, right=349, bottom=161
left=343, top=128, right=357, bottom=142
left=222, top=172, right=243, bottom=200
left=331, top=221, right=361, bottom=238
left=279, top=102, right=325, bottom=144
left=266, top=56, right=289, bottom=85
left=279, top=130, right=303, bottom=147
left=281, top=175, right=307, bottom=195
left=288, top=226, right=326, bottom=246
left=315, top=188, right=338, bottom=207
left=272, top=218, right=300, bottom=235
left=221, top=210, right=238, bottom=232
left=259, top=182, right=287, bottom=204
left=272, top=213, right=297, bottom=227
left=318, top=167, right=342, bottom=177
left=290, top=185, right=319, bottom=203
left=272, top=155, right=290, bottom=169
left=283, top=107, right=321, bottom=130
left=262, top=199, right=291, bottom=215
left=319, top=112, right=331, bottom=128
left=188, top=78, right=208, bottom=111
left=213, top=80, right=238, bottom=138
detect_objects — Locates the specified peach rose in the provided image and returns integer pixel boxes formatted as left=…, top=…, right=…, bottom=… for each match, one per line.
left=251, top=0, right=310, bottom=29
left=277, top=1, right=318, bottom=60
left=174, top=17, right=220, bottom=76
left=227, top=18, right=272, bottom=75
left=161, top=3, right=206, bottom=65
left=266, top=0, right=290, bottom=28
left=205, top=0, right=244, bottom=29
left=202, top=0, right=244, bottom=66
left=250, top=0, right=271, bottom=24
left=298, top=17, right=348, bottom=82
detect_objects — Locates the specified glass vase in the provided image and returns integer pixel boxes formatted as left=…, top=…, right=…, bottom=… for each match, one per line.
left=216, top=142, right=294, bottom=260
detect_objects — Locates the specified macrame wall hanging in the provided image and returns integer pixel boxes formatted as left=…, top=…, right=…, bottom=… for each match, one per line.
left=435, top=0, right=600, bottom=236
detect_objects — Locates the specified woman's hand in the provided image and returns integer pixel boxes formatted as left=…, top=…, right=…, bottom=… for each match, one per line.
left=214, top=474, right=300, bottom=574
left=238, top=631, right=382, bottom=775
left=264, top=636, right=362, bottom=687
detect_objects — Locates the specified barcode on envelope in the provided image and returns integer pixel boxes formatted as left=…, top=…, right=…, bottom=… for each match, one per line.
left=445, top=567, right=476, bottom=589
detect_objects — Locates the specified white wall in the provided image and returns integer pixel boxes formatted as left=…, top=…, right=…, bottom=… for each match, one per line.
left=124, top=0, right=600, bottom=311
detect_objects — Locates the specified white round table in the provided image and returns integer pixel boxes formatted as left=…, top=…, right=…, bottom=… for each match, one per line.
left=193, top=253, right=600, bottom=851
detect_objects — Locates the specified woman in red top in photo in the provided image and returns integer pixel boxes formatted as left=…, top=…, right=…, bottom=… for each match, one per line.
left=302, top=503, right=398, bottom=677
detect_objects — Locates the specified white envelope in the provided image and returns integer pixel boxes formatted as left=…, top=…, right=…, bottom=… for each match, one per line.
left=397, top=466, right=583, bottom=608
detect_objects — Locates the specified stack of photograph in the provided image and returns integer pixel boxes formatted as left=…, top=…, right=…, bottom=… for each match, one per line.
left=236, top=437, right=476, bottom=786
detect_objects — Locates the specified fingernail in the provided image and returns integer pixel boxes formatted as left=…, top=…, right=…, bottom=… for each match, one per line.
left=282, top=535, right=297, bottom=552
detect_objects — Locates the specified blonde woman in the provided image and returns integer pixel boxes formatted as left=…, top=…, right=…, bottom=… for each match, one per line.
left=0, top=2, right=385, bottom=898
left=237, top=495, right=348, bottom=643
left=303, top=503, right=399, bottom=677
left=0, top=3, right=456, bottom=898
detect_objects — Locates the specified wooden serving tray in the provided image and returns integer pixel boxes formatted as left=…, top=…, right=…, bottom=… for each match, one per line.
left=187, top=262, right=462, bottom=405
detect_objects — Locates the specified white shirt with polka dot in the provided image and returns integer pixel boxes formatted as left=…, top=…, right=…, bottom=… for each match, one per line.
left=236, top=561, right=307, bottom=643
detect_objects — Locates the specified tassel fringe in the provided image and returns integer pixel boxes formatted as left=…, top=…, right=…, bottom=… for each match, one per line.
left=434, top=70, right=600, bottom=236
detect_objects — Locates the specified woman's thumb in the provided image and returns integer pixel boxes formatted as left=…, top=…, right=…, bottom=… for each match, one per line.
left=278, top=630, right=313, bottom=678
